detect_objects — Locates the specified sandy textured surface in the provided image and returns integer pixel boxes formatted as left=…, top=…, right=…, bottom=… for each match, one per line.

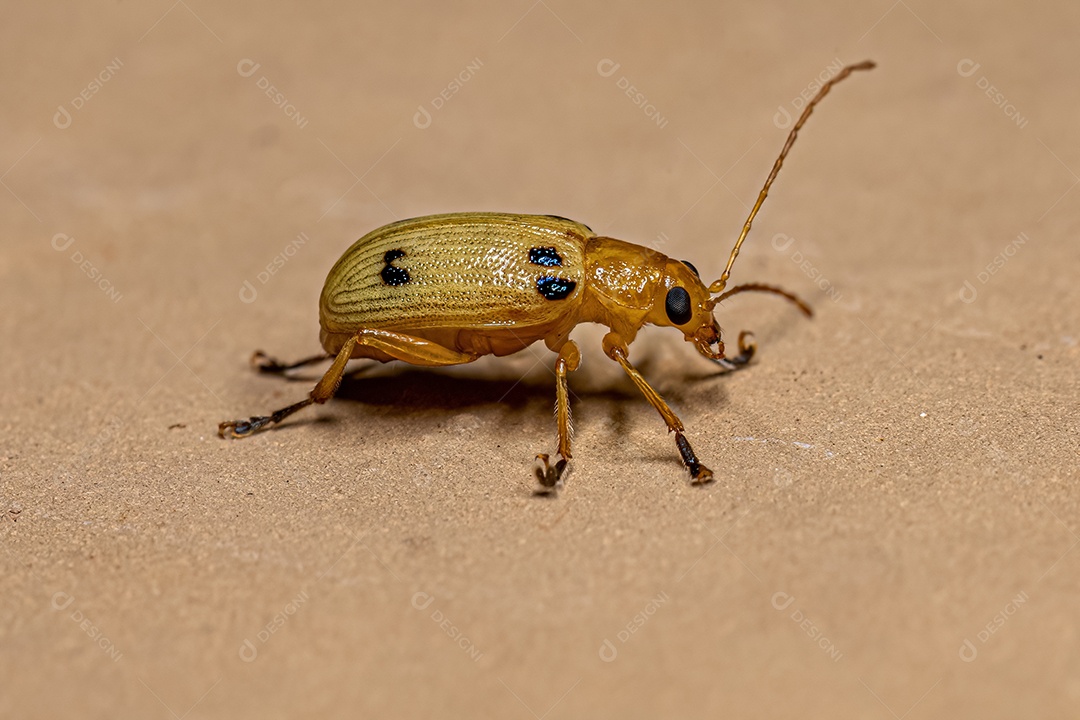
left=3, top=1, right=1078, bottom=717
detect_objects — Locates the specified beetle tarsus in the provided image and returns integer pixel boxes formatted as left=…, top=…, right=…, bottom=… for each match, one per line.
left=217, top=417, right=268, bottom=438
left=534, top=453, right=569, bottom=491
left=251, top=350, right=332, bottom=374
left=712, top=331, right=756, bottom=373
left=218, top=397, right=317, bottom=438
left=676, top=432, right=714, bottom=486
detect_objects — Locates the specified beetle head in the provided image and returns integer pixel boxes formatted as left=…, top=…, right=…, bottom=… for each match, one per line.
left=647, top=258, right=729, bottom=360
left=649, top=257, right=813, bottom=362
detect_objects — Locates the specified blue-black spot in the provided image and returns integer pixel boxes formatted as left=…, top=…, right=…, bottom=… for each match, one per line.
left=536, top=276, right=576, bottom=301
left=381, top=249, right=410, bottom=286
left=529, top=246, right=563, bottom=267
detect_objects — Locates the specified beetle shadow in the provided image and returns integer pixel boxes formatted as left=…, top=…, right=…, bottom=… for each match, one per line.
left=333, top=367, right=556, bottom=412
left=279, top=345, right=733, bottom=397
left=330, top=365, right=666, bottom=417
left=260, top=349, right=738, bottom=451
left=250, top=354, right=747, bottom=486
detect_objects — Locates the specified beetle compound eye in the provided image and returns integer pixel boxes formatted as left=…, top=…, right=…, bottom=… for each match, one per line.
left=680, top=260, right=699, bottom=278
left=665, top=287, right=693, bottom=325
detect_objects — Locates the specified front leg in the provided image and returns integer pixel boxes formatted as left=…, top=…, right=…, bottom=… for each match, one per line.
left=712, top=331, right=756, bottom=373
left=603, top=332, right=714, bottom=484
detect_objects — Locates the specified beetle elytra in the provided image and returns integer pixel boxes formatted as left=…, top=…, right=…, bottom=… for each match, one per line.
left=219, top=60, right=875, bottom=488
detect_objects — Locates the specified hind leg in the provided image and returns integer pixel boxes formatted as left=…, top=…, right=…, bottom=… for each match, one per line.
left=218, top=328, right=479, bottom=438
left=249, top=350, right=332, bottom=374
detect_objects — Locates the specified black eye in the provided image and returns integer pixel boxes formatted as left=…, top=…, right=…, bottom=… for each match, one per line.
left=680, top=260, right=699, bottom=277
left=665, top=287, right=693, bottom=325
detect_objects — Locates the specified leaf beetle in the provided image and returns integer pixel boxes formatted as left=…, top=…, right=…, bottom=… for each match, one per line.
left=219, top=61, right=875, bottom=489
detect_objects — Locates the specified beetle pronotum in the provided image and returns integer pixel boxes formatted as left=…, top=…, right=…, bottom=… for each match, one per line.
left=219, top=61, right=875, bottom=488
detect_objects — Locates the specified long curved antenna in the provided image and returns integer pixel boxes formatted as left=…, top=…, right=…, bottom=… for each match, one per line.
left=709, top=60, right=875, bottom=296
left=714, top=282, right=813, bottom=317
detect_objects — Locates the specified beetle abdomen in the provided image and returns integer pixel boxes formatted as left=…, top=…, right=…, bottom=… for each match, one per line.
left=320, top=213, right=592, bottom=336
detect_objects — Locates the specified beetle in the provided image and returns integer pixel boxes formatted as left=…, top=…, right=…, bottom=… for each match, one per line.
left=219, top=60, right=875, bottom=488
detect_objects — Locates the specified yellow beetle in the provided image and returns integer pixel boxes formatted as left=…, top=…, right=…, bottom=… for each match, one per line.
left=219, top=61, right=874, bottom=488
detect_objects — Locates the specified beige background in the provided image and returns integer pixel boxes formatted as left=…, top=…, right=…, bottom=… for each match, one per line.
left=3, top=1, right=1078, bottom=717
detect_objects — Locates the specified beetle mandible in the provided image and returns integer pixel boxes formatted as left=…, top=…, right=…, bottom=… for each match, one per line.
left=219, top=61, right=875, bottom=488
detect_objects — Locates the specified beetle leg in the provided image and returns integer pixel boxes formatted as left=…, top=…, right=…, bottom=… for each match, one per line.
left=535, top=341, right=581, bottom=490
left=219, top=329, right=480, bottom=438
left=218, top=334, right=360, bottom=438
left=346, top=328, right=481, bottom=367
left=712, top=331, right=756, bottom=373
left=603, top=334, right=713, bottom=484
left=250, top=350, right=333, bottom=374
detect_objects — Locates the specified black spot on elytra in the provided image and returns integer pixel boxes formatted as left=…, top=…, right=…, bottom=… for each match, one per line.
left=529, top=246, right=563, bottom=267
left=536, top=276, right=576, bottom=301
left=381, top=249, right=410, bottom=286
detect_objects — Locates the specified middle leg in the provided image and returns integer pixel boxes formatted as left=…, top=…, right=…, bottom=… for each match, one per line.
left=535, top=340, right=580, bottom=489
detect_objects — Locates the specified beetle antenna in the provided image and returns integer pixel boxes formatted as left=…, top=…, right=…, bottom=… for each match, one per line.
left=708, top=60, right=875, bottom=297
left=715, top=282, right=813, bottom=317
